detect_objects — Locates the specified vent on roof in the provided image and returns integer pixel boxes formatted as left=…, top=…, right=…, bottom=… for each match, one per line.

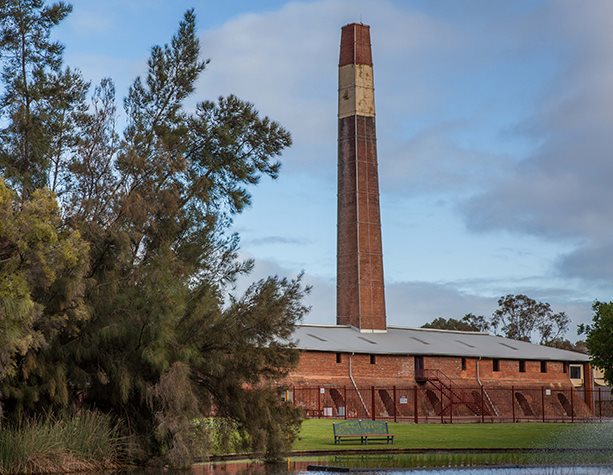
left=411, top=336, right=430, bottom=345
left=358, top=336, right=377, bottom=345
left=455, top=339, right=476, bottom=348
left=499, top=342, right=518, bottom=350
left=307, top=333, right=327, bottom=342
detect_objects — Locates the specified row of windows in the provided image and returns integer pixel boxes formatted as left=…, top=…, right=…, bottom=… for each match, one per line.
left=335, top=354, right=580, bottom=375
left=336, top=353, right=376, bottom=364
left=461, top=357, right=575, bottom=374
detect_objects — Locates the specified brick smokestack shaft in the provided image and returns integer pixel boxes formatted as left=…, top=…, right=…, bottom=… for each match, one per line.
left=337, top=23, right=386, bottom=331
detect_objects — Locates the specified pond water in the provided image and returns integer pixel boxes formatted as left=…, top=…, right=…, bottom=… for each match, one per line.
left=191, top=421, right=613, bottom=474
left=192, top=457, right=613, bottom=475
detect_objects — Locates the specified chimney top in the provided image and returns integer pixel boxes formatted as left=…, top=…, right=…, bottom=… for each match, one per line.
left=339, top=23, right=372, bottom=67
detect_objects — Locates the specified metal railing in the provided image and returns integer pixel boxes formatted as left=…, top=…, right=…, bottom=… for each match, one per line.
left=287, top=384, right=613, bottom=423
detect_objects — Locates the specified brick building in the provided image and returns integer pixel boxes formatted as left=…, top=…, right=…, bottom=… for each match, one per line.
left=283, top=23, right=595, bottom=421
left=286, top=325, right=593, bottom=421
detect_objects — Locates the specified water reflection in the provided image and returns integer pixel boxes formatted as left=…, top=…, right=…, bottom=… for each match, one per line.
left=192, top=459, right=308, bottom=474
left=192, top=458, right=613, bottom=475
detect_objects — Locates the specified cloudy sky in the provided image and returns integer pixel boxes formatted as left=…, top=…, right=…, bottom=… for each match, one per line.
left=57, top=0, right=613, bottom=336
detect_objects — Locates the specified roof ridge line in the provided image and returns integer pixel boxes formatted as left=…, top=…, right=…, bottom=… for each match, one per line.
left=296, top=323, right=351, bottom=328
left=387, top=325, right=489, bottom=335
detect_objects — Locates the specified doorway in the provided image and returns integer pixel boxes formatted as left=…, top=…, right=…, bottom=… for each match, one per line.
left=415, top=355, right=425, bottom=382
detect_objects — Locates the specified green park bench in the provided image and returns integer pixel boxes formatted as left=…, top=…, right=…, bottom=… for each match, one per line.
left=332, top=420, right=394, bottom=445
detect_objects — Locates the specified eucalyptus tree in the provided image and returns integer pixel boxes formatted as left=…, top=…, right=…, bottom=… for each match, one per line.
left=492, top=294, right=569, bottom=345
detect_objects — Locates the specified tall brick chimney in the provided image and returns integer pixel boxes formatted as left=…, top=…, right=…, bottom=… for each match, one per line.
left=336, top=23, right=386, bottom=332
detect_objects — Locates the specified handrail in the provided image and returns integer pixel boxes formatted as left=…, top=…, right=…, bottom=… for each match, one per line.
left=349, top=353, right=369, bottom=417
left=482, top=387, right=499, bottom=416
left=476, top=357, right=499, bottom=416
left=424, top=369, right=486, bottom=417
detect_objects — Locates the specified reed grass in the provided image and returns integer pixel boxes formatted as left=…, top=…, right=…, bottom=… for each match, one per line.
left=0, top=411, right=125, bottom=474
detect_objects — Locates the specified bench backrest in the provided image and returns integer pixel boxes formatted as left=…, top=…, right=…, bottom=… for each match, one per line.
left=333, top=419, right=362, bottom=436
left=358, top=420, right=388, bottom=434
left=333, top=420, right=388, bottom=435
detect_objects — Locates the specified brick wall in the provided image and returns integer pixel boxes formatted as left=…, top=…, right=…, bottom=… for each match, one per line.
left=286, top=350, right=592, bottom=421
left=289, top=350, right=412, bottom=386
left=289, top=350, right=576, bottom=387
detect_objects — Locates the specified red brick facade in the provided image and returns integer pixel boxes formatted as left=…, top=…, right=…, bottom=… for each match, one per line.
left=289, top=351, right=578, bottom=387
left=286, top=350, right=593, bottom=420
left=339, top=23, right=373, bottom=67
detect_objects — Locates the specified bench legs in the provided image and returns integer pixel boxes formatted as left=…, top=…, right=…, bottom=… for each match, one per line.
left=334, top=435, right=394, bottom=445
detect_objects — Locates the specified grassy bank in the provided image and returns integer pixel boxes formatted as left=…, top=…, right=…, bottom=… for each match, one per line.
left=0, top=411, right=124, bottom=474
left=293, top=419, right=613, bottom=451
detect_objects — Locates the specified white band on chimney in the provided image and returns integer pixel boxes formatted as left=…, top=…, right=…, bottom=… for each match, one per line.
left=338, top=64, right=375, bottom=119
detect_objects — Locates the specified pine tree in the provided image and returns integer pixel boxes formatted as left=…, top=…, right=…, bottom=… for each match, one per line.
left=0, top=2, right=305, bottom=461
left=0, top=0, right=88, bottom=197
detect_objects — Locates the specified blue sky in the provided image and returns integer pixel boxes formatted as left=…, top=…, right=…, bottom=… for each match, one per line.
left=56, top=0, right=613, bottom=336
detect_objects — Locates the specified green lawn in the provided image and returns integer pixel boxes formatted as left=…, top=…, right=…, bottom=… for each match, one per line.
left=293, top=419, right=613, bottom=452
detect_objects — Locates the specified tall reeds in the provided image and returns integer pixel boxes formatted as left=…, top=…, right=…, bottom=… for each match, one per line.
left=0, top=411, right=125, bottom=474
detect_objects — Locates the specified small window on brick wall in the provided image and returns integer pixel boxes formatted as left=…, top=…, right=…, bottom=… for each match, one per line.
left=519, top=360, right=526, bottom=373
left=461, top=357, right=467, bottom=371
left=336, top=353, right=342, bottom=364
left=540, top=361, right=547, bottom=373
left=370, top=354, right=376, bottom=365
left=493, top=359, right=500, bottom=372
left=563, top=362, right=568, bottom=374
left=570, top=365, right=581, bottom=379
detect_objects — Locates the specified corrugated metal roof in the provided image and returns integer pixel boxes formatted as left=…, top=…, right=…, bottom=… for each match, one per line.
left=292, top=324, right=590, bottom=362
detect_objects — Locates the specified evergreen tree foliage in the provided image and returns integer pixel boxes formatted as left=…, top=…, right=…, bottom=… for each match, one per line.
left=579, top=301, right=613, bottom=385
left=421, top=314, right=489, bottom=332
left=0, top=0, right=88, bottom=196
left=0, top=178, right=88, bottom=389
left=0, top=1, right=305, bottom=462
left=546, top=338, right=587, bottom=354
left=422, top=298, right=575, bottom=350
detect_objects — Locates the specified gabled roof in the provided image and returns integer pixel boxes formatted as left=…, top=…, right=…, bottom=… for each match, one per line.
left=292, top=324, right=590, bottom=362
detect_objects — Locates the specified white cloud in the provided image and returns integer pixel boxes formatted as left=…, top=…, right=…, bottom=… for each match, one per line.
left=68, top=6, right=115, bottom=35
left=231, top=254, right=593, bottom=338
left=462, top=0, right=613, bottom=284
left=196, top=0, right=459, bottom=173
left=380, top=120, right=515, bottom=196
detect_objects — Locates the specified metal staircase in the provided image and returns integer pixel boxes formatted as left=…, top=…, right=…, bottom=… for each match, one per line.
left=421, top=369, right=498, bottom=418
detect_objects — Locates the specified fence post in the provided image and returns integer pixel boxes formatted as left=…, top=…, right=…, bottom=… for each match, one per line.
left=371, top=386, right=376, bottom=421
left=450, top=395, right=453, bottom=424
left=541, top=386, right=545, bottom=422
left=344, top=386, right=347, bottom=420
left=440, top=385, right=444, bottom=424
left=570, top=387, right=574, bottom=423
left=599, top=387, right=602, bottom=422
left=414, top=386, right=418, bottom=424
left=393, top=386, right=397, bottom=423
left=511, top=385, right=515, bottom=423
left=480, top=385, right=485, bottom=423
left=317, top=387, right=321, bottom=418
